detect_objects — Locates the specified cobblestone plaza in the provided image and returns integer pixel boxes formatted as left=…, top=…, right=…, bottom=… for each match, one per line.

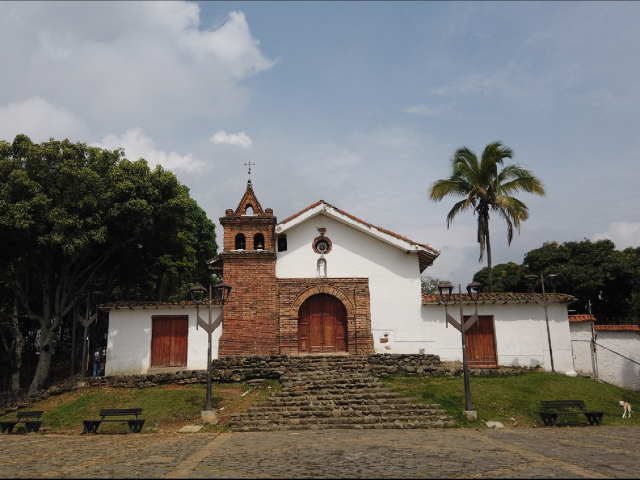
left=1, top=427, right=638, bottom=478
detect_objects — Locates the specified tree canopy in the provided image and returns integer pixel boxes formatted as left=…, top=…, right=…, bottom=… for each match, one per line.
left=421, top=275, right=451, bottom=294
left=429, top=142, right=545, bottom=292
left=472, top=239, right=640, bottom=322
left=0, top=135, right=216, bottom=393
left=472, top=262, right=527, bottom=294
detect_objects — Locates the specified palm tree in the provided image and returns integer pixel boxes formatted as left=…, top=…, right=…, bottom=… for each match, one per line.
left=428, top=142, right=545, bottom=293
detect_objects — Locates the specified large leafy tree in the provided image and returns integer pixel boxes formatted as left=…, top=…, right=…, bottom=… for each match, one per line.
left=472, top=262, right=528, bottom=293
left=524, top=239, right=636, bottom=320
left=429, top=142, right=545, bottom=292
left=0, top=135, right=215, bottom=393
left=421, top=275, right=451, bottom=294
left=471, top=239, right=640, bottom=321
left=105, top=185, right=217, bottom=303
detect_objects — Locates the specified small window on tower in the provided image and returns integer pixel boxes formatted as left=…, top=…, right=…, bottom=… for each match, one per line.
left=235, top=233, right=246, bottom=250
left=245, top=204, right=254, bottom=216
left=254, top=233, right=265, bottom=250
left=277, top=235, right=287, bottom=252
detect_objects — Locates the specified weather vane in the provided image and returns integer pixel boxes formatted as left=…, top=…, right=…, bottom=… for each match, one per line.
left=244, top=161, right=255, bottom=178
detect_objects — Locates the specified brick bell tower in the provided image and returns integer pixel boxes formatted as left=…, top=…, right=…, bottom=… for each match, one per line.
left=217, top=180, right=278, bottom=356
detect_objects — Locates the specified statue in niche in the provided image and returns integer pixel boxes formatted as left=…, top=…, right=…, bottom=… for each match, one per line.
left=317, top=257, right=327, bottom=278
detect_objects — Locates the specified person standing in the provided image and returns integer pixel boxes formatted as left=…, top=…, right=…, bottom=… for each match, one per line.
left=92, top=348, right=102, bottom=377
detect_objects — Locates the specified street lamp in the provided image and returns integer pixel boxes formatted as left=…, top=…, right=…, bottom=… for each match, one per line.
left=438, top=281, right=481, bottom=416
left=76, top=291, right=104, bottom=382
left=190, top=283, right=231, bottom=414
left=525, top=273, right=558, bottom=373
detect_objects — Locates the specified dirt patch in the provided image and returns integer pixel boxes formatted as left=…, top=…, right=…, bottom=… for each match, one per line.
left=216, top=384, right=263, bottom=424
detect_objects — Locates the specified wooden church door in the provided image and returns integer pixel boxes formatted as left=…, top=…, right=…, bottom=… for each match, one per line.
left=298, top=294, right=347, bottom=353
left=151, top=316, right=188, bottom=367
left=463, top=315, right=497, bottom=367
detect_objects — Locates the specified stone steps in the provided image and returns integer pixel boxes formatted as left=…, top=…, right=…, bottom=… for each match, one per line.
left=228, top=355, right=456, bottom=432
left=238, top=406, right=446, bottom=417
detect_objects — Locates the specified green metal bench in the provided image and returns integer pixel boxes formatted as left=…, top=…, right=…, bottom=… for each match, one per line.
left=0, top=411, right=44, bottom=433
left=539, top=400, right=603, bottom=426
left=82, top=408, right=145, bottom=434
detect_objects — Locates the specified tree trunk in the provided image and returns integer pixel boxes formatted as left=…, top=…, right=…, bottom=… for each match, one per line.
left=11, top=298, right=22, bottom=392
left=123, top=276, right=131, bottom=302
left=28, top=325, right=54, bottom=394
left=486, top=220, right=493, bottom=293
left=155, top=270, right=164, bottom=301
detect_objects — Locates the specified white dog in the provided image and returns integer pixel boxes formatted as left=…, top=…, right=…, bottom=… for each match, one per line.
left=619, top=400, right=632, bottom=418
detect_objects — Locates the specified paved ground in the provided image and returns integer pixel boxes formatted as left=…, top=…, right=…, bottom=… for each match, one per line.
left=1, top=427, right=639, bottom=478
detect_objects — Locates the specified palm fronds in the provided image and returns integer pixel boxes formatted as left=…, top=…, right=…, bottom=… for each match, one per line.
left=428, top=142, right=545, bottom=292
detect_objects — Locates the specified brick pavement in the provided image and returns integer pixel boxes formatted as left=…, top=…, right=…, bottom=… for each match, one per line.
left=0, top=427, right=638, bottom=478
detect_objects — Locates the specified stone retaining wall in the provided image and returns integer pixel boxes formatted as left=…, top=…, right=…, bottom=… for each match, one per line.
left=0, top=354, right=531, bottom=415
left=83, top=354, right=528, bottom=388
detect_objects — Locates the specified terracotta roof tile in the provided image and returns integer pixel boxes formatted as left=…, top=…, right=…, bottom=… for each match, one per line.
left=595, top=325, right=640, bottom=333
left=422, top=292, right=577, bottom=305
left=280, top=200, right=439, bottom=254
left=569, top=314, right=596, bottom=323
left=280, top=200, right=324, bottom=225
left=100, top=300, right=220, bottom=310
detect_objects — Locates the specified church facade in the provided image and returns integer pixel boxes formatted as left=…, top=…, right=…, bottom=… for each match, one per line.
left=209, top=180, right=439, bottom=357
left=103, top=180, right=578, bottom=376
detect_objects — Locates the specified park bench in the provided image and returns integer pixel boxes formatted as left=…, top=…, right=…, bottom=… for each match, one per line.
left=539, top=400, right=604, bottom=426
left=82, top=408, right=145, bottom=434
left=0, top=411, right=44, bottom=434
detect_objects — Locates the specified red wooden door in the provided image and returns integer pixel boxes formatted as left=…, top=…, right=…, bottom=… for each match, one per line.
left=298, top=294, right=347, bottom=353
left=151, top=316, right=188, bottom=367
left=463, top=315, right=497, bottom=366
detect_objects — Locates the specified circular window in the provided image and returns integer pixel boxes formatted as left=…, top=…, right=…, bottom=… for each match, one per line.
left=312, top=236, right=332, bottom=254
left=316, top=240, right=329, bottom=253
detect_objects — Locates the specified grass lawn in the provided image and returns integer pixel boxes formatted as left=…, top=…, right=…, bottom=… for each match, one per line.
left=2, top=372, right=638, bottom=433
left=382, top=371, right=640, bottom=428
left=0, top=380, right=280, bottom=434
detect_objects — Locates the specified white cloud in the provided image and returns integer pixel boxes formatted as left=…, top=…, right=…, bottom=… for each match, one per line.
left=0, top=96, right=92, bottom=143
left=95, top=128, right=203, bottom=172
left=178, top=11, right=279, bottom=79
left=592, top=222, right=640, bottom=249
left=210, top=130, right=253, bottom=148
left=0, top=3, right=277, bottom=134
left=404, top=105, right=458, bottom=118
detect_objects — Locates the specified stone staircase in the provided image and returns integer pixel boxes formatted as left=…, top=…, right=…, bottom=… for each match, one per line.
left=228, top=355, right=456, bottom=432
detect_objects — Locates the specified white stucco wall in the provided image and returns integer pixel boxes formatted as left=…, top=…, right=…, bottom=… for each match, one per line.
left=276, top=213, right=429, bottom=354
left=421, top=302, right=576, bottom=375
left=105, top=306, right=223, bottom=376
left=570, top=321, right=597, bottom=376
left=593, top=330, right=640, bottom=391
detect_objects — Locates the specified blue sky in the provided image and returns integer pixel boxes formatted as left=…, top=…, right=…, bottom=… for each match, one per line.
left=1, top=1, right=639, bottom=286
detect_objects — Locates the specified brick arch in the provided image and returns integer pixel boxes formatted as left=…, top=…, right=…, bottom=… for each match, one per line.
left=290, top=285, right=354, bottom=318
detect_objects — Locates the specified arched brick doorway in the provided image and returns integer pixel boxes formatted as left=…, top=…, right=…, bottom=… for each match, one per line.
left=298, top=294, right=347, bottom=353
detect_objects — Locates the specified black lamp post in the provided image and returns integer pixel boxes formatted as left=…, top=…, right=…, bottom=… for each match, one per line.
left=438, top=281, right=481, bottom=414
left=190, top=283, right=231, bottom=412
left=525, top=273, right=558, bottom=373
left=77, top=291, right=104, bottom=382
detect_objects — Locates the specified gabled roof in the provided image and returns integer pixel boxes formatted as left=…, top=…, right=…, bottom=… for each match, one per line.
left=422, top=292, right=577, bottom=305
left=277, top=200, right=439, bottom=272
left=234, top=180, right=264, bottom=216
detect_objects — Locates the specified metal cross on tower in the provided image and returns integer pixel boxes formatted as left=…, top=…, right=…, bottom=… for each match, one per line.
left=244, top=161, right=255, bottom=177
